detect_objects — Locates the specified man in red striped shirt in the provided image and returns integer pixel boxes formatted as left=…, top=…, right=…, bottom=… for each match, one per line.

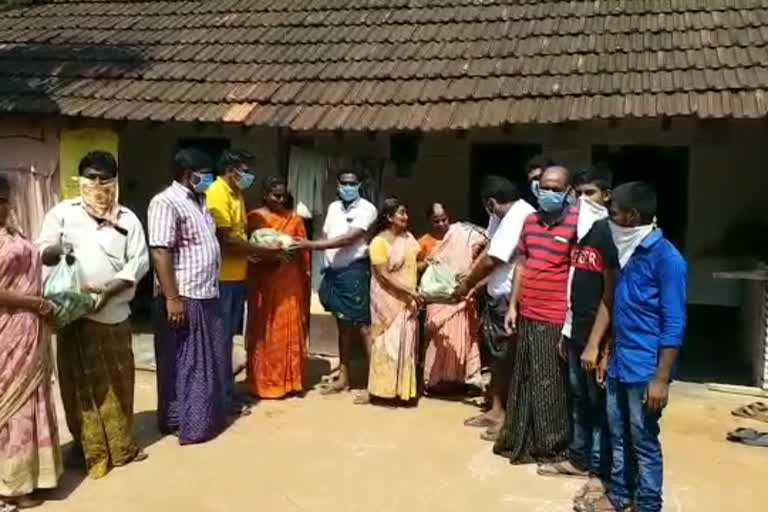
left=493, top=164, right=578, bottom=466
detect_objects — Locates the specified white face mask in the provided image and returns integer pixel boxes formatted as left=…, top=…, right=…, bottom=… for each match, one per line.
left=577, top=196, right=608, bottom=240
left=609, top=221, right=655, bottom=268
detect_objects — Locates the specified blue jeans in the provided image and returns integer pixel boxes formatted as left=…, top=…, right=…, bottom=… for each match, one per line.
left=567, top=341, right=610, bottom=479
left=219, top=281, right=247, bottom=402
left=606, top=379, right=663, bottom=512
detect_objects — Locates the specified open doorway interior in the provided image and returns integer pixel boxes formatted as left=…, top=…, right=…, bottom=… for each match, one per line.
left=592, top=145, right=748, bottom=385
left=592, top=145, right=689, bottom=250
left=469, top=144, right=542, bottom=226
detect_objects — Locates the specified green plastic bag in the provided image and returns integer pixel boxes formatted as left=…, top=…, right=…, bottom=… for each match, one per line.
left=43, top=259, right=95, bottom=329
left=249, top=228, right=294, bottom=249
left=419, top=262, right=457, bottom=300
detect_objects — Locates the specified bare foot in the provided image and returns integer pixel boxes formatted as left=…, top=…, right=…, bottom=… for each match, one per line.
left=319, top=377, right=349, bottom=395
left=131, top=450, right=149, bottom=463
left=537, top=460, right=589, bottom=478
left=574, top=494, right=629, bottom=512
left=480, top=423, right=500, bottom=441
left=463, top=410, right=503, bottom=428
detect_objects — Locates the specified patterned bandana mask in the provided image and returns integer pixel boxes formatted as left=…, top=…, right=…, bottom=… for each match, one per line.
left=80, top=177, right=119, bottom=224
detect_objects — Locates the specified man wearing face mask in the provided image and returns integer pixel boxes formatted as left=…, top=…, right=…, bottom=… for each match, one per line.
left=206, top=149, right=268, bottom=416
left=147, top=148, right=228, bottom=445
left=293, top=171, right=377, bottom=401
left=454, top=176, right=534, bottom=434
left=537, top=167, right=618, bottom=507
left=492, top=163, right=578, bottom=462
left=587, top=182, right=686, bottom=512
left=38, top=151, right=150, bottom=478
left=524, top=154, right=555, bottom=209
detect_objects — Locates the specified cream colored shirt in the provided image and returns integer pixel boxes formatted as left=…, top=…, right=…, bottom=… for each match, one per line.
left=37, top=198, right=150, bottom=324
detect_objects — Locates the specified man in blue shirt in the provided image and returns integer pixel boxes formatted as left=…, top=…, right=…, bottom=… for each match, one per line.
left=586, top=182, right=686, bottom=512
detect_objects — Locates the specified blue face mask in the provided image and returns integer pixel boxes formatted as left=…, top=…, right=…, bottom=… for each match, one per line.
left=192, top=173, right=215, bottom=194
left=337, top=184, right=360, bottom=203
left=237, top=171, right=255, bottom=190
left=530, top=180, right=540, bottom=197
left=536, top=188, right=568, bottom=213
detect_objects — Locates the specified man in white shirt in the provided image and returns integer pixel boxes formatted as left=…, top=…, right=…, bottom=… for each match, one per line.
left=295, top=170, right=377, bottom=400
left=454, top=176, right=534, bottom=435
left=37, top=151, right=150, bottom=478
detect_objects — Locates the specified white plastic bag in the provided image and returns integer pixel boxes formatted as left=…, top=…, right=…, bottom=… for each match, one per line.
left=43, top=259, right=94, bottom=328
left=249, top=228, right=294, bottom=249
left=419, top=262, right=457, bottom=300
left=44, top=259, right=81, bottom=296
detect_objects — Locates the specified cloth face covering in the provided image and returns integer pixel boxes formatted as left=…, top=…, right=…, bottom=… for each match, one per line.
left=80, top=177, right=119, bottom=224
left=609, top=222, right=655, bottom=268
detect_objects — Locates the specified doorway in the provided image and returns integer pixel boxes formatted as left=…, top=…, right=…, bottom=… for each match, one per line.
left=469, top=144, right=542, bottom=226
left=176, top=137, right=231, bottom=166
left=591, top=145, right=689, bottom=250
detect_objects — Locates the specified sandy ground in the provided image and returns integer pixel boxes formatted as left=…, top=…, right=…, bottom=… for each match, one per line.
left=32, top=352, right=768, bottom=512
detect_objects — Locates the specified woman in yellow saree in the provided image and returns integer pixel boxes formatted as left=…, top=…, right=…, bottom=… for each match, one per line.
left=365, top=198, right=422, bottom=404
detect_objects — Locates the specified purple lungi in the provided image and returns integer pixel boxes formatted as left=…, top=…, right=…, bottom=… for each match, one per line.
left=153, top=297, right=227, bottom=444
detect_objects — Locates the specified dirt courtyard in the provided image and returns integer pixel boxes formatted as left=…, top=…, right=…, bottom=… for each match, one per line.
left=33, top=364, right=767, bottom=512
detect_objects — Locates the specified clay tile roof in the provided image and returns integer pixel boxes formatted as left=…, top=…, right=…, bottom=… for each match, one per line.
left=1, top=0, right=768, bottom=130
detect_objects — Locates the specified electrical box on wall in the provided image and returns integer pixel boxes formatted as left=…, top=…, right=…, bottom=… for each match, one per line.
left=390, top=132, right=421, bottom=178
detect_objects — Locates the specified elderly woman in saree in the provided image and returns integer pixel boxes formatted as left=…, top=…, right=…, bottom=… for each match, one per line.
left=246, top=177, right=310, bottom=399
left=418, top=203, right=487, bottom=393
left=0, top=175, right=62, bottom=512
left=364, top=198, right=422, bottom=404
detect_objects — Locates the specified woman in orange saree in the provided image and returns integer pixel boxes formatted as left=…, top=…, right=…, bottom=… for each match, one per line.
left=246, top=177, right=310, bottom=399
left=419, top=203, right=487, bottom=392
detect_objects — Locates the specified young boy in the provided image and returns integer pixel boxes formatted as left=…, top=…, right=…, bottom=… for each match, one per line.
left=537, top=166, right=617, bottom=505
left=587, top=181, right=686, bottom=512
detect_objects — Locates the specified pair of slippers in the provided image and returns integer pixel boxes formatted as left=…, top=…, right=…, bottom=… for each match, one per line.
left=727, top=427, right=768, bottom=447
left=731, top=401, right=768, bottom=423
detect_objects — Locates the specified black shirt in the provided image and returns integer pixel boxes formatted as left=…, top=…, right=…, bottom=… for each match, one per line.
left=570, top=219, right=619, bottom=346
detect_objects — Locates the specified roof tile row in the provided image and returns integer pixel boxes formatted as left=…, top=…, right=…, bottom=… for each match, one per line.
left=0, top=0, right=767, bottom=129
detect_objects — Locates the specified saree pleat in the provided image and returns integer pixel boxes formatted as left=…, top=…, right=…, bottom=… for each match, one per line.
left=421, top=224, right=486, bottom=389
left=0, top=229, right=62, bottom=495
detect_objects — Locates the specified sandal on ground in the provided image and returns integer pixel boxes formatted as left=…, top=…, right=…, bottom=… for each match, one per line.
left=352, top=391, right=371, bottom=405
left=575, top=495, right=632, bottom=512
left=2, top=496, right=42, bottom=510
left=537, top=461, right=589, bottom=478
left=579, top=479, right=607, bottom=497
left=741, top=432, right=768, bottom=447
left=726, top=427, right=762, bottom=442
left=320, top=368, right=341, bottom=383
left=131, top=450, right=149, bottom=463
left=0, top=502, right=18, bottom=512
left=574, top=479, right=608, bottom=508
left=319, top=379, right=349, bottom=396
left=463, top=414, right=498, bottom=428
left=480, top=425, right=500, bottom=442
left=731, top=402, right=768, bottom=423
